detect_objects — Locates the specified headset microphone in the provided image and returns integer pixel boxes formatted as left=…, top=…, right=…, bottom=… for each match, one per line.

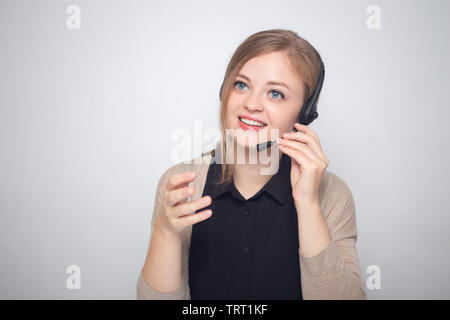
left=219, top=57, right=325, bottom=152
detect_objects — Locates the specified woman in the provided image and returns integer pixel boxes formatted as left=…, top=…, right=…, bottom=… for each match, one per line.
left=137, top=29, right=366, bottom=300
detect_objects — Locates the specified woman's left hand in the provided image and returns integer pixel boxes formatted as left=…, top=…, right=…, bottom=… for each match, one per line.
left=277, top=122, right=329, bottom=208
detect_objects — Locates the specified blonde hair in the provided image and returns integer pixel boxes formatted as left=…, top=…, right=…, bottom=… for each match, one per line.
left=216, top=29, right=322, bottom=185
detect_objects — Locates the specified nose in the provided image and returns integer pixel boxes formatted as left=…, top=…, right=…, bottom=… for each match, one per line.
left=244, top=93, right=264, bottom=112
left=245, top=104, right=263, bottom=113
left=245, top=92, right=264, bottom=112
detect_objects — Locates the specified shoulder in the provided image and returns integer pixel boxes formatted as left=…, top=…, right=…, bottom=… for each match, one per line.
left=319, top=170, right=353, bottom=199
left=318, top=170, right=355, bottom=220
left=156, top=152, right=213, bottom=192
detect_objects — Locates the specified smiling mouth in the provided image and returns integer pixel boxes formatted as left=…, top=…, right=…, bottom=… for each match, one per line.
left=238, top=117, right=267, bottom=127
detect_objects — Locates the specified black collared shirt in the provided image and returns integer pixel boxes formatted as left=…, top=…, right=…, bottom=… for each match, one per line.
left=188, top=152, right=303, bottom=300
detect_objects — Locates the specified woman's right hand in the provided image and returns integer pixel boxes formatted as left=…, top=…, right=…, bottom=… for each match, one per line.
left=154, top=171, right=212, bottom=238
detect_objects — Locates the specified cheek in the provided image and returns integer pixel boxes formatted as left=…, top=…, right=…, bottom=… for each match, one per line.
left=227, top=93, right=242, bottom=110
left=267, top=109, right=297, bottom=132
left=225, top=95, right=242, bottom=118
left=224, top=106, right=237, bottom=129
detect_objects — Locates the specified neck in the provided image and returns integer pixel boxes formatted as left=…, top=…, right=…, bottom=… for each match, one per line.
left=231, top=142, right=284, bottom=190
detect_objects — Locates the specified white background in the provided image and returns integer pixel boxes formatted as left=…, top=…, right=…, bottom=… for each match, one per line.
left=0, top=0, right=449, bottom=299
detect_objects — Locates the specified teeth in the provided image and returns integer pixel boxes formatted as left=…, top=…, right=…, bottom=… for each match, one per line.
left=239, top=117, right=266, bottom=127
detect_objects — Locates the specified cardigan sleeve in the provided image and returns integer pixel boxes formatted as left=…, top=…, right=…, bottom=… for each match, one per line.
left=137, top=271, right=189, bottom=300
left=298, top=171, right=367, bottom=300
left=136, top=163, right=191, bottom=300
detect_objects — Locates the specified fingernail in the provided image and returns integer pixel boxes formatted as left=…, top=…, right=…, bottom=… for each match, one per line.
left=202, top=196, right=211, bottom=204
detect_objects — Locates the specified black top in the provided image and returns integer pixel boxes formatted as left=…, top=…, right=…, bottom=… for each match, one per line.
left=188, top=152, right=302, bottom=300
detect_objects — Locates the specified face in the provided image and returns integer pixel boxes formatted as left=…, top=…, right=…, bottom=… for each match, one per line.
left=225, top=51, right=305, bottom=150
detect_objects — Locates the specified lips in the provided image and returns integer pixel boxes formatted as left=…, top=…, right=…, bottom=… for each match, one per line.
left=238, top=116, right=267, bottom=131
left=238, top=115, right=267, bottom=126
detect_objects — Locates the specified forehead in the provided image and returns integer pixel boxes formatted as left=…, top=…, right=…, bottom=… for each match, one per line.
left=238, top=51, right=303, bottom=88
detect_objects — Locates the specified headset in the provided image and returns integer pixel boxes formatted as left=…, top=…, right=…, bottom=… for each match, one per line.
left=218, top=55, right=325, bottom=152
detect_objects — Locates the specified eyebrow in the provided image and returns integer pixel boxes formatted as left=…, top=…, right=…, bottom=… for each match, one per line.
left=236, top=73, right=292, bottom=92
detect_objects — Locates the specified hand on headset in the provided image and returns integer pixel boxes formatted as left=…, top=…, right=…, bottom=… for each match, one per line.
left=276, top=122, right=329, bottom=209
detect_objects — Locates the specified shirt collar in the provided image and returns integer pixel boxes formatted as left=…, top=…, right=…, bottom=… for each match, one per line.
left=209, top=152, right=291, bottom=205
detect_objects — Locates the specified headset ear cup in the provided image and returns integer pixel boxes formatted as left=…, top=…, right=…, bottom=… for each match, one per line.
left=304, top=111, right=319, bottom=126
left=297, top=109, right=305, bottom=125
left=312, top=111, right=318, bottom=121
left=298, top=59, right=324, bottom=126
left=295, top=103, right=307, bottom=128
left=298, top=103, right=319, bottom=126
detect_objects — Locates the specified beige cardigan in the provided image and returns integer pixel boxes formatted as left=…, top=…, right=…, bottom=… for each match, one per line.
left=136, top=151, right=367, bottom=300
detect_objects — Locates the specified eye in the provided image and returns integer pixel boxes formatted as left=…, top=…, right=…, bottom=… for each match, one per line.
left=234, top=80, right=247, bottom=90
left=269, top=90, right=285, bottom=100
left=233, top=80, right=285, bottom=100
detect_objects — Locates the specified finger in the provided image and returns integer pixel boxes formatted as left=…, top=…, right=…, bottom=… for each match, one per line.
left=178, top=208, right=213, bottom=226
left=278, top=144, right=311, bottom=168
left=165, top=171, right=196, bottom=191
left=278, top=137, right=317, bottom=162
left=280, top=132, right=327, bottom=162
left=294, top=123, right=320, bottom=144
left=165, top=185, right=195, bottom=207
left=171, top=195, right=212, bottom=219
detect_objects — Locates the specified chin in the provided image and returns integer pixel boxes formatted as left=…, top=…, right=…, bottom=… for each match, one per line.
left=234, top=131, right=267, bottom=152
left=235, top=139, right=257, bottom=148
